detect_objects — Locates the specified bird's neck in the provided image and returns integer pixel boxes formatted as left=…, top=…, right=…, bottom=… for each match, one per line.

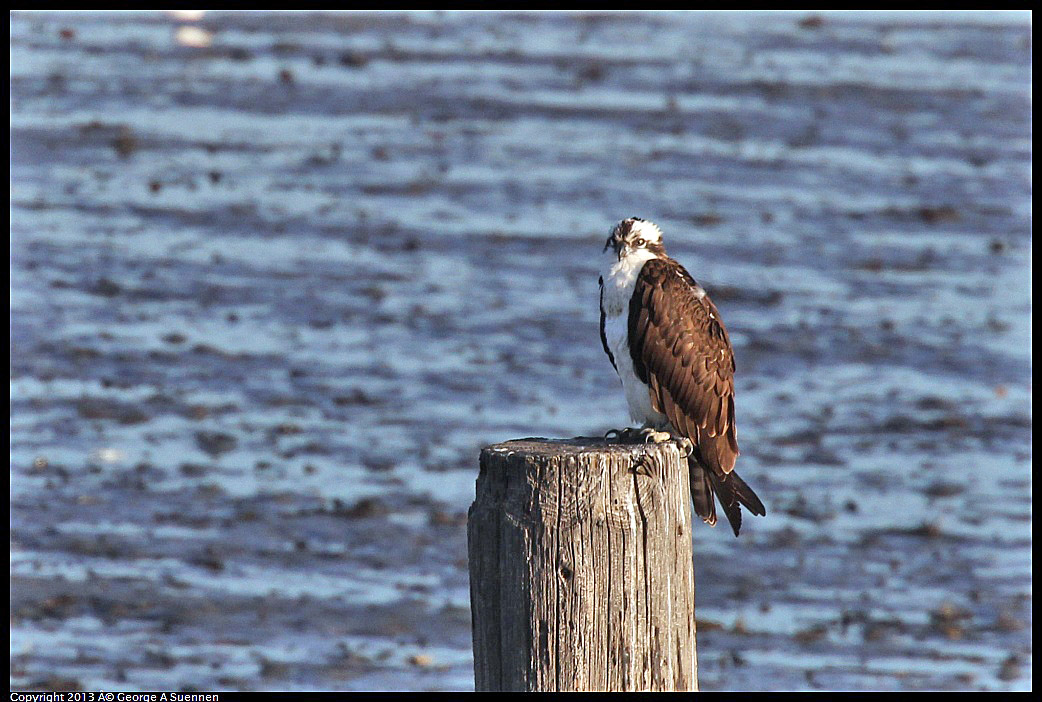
left=601, top=249, right=659, bottom=317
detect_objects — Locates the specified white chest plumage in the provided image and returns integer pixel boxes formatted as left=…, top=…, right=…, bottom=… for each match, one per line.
left=601, top=249, right=670, bottom=428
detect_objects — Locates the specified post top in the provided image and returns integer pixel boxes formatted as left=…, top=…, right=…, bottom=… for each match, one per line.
left=481, top=436, right=685, bottom=460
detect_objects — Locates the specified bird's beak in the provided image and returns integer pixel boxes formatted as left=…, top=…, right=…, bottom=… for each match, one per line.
left=603, top=232, right=624, bottom=258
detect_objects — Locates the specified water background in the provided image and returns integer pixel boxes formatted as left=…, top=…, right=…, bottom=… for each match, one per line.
left=10, top=10, right=1031, bottom=691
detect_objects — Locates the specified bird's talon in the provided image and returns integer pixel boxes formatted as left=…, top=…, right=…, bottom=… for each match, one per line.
left=640, top=428, right=673, bottom=444
left=606, top=427, right=641, bottom=443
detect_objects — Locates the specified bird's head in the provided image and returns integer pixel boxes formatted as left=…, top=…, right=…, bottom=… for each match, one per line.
left=604, top=217, right=666, bottom=261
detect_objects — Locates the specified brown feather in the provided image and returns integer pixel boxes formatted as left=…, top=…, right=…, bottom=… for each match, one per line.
left=629, top=256, right=763, bottom=535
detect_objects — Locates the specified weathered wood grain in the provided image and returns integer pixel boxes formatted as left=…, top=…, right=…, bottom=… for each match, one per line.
left=468, top=438, right=697, bottom=692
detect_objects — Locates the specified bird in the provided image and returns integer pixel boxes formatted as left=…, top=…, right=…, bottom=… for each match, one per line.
left=598, top=217, right=765, bottom=536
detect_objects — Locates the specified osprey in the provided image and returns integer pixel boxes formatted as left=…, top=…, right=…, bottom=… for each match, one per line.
left=599, top=217, right=765, bottom=536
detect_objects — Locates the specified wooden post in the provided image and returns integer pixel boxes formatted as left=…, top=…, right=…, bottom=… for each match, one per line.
left=468, top=437, right=697, bottom=692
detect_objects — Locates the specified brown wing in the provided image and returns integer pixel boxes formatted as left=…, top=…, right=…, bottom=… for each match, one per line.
left=628, top=257, right=740, bottom=475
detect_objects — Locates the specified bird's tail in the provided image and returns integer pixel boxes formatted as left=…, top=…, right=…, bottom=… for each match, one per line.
left=689, top=460, right=717, bottom=528
left=690, top=456, right=766, bottom=537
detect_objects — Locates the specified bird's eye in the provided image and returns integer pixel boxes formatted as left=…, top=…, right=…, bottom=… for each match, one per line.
left=635, top=238, right=646, bottom=247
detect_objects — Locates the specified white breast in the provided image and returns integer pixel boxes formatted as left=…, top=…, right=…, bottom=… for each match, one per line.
left=601, top=249, right=670, bottom=428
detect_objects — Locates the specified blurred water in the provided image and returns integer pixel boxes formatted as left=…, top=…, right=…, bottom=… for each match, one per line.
left=10, top=10, right=1031, bottom=692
